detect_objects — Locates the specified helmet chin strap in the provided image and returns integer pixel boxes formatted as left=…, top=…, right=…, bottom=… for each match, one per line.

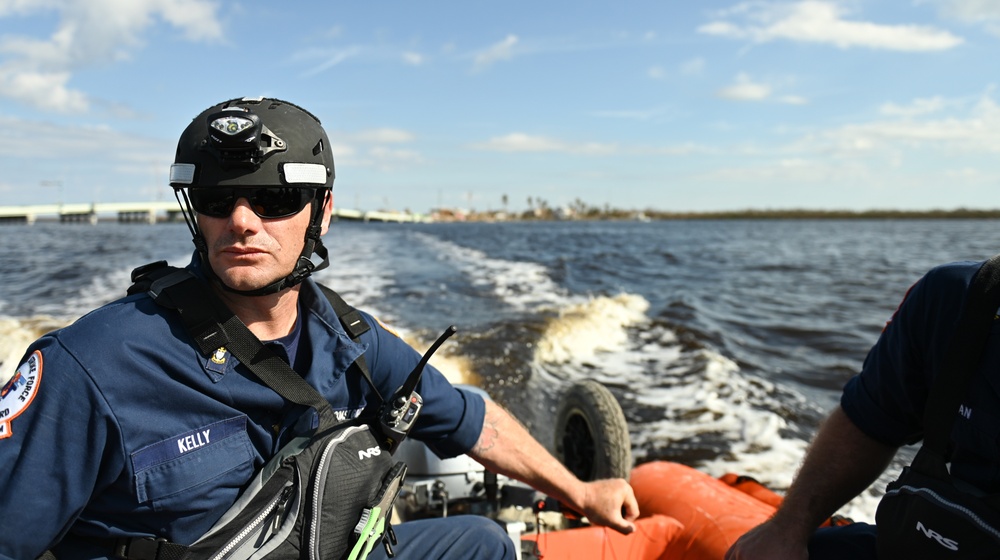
left=190, top=191, right=331, bottom=298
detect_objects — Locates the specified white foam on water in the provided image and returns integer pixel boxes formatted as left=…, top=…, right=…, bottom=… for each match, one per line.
left=411, top=232, right=569, bottom=312
left=407, top=233, right=660, bottom=391
left=529, top=298, right=883, bottom=523
left=535, top=294, right=651, bottom=364
left=414, top=235, right=823, bottom=509
left=61, top=267, right=139, bottom=318
left=312, top=260, right=394, bottom=322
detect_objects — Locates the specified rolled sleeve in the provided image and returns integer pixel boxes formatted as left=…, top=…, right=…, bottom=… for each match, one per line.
left=841, top=374, right=921, bottom=447
left=419, top=386, right=486, bottom=458
left=840, top=262, right=977, bottom=447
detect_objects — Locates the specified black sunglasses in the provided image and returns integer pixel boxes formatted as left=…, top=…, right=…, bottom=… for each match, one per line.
left=188, top=187, right=318, bottom=219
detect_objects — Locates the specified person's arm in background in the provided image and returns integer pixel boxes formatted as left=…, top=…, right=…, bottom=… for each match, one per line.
left=725, top=406, right=897, bottom=560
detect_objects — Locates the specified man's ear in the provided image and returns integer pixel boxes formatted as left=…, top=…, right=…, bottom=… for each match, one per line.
left=320, top=191, right=334, bottom=235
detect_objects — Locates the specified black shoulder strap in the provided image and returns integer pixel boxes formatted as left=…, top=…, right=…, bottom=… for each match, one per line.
left=129, top=263, right=383, bottom=428
left=128, top=261, right=385, bottom=406
left=913, top=254, right=1000, bottom=475
left=317, top=283, right=370, bottom=339
left=138, top=265, right=339, bottom=427
left=316, top=283, right=383, bottom=403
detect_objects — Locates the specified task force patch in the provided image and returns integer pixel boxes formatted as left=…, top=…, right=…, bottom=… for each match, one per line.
left=0, top=350, right=43, bottom=439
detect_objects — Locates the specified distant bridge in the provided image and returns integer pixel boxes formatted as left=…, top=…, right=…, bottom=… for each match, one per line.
left=0, top=202, right=430, bottom=225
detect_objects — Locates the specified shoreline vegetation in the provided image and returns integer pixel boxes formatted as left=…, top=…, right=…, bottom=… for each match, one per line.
left=433, top=206, right=1000, bottom=222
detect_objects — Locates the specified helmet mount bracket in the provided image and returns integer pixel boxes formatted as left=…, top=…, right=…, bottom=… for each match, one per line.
left=201, top=107, right=288, bottom=169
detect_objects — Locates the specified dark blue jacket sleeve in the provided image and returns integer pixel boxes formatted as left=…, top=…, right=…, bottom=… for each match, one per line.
left=840, top=261, right=976, bottom=446
left=0, top=335, right=125, bottom=559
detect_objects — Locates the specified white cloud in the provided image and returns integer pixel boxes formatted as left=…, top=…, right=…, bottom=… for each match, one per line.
left=0, top=113, right=167, bottom=159
left=0, top=68, right=86, bottom=112
left=369, top=146, right=423, bottom=165
left=0, top=0, right=58, bottom=17
left=940, top=0, right=1000, bottom=22
left=643, top=143, right=718, bottom=156
left=690, top=92, right=1000, bottom=207
left=717, top=73, right=772, bottom=101
left=473, top=130, right=711, bottom=157
left=939, top=0, right=1000, bottom=36
left=681, top=57, right=705, bottom=75
left=472, top=34, right=518, bottom=71
left=474, top=133, right=563, bottom=152
left=700, top=1, right=964, bottom=51
left=402, top=51, right=424, bottom=66
left=802, top=93, right=1000, bottom=156
left=647, top=65, right=666, bottom=80
left=330, top=128, right=423, bottom=171
left=335, top=145, right=422, bottom=171
left=472, top=133, right=617, bottom=155
left=0, top=112, right=174, bottom=202
left=328, top=142, right=357, bottom=160
left=879, top=96, right=949, bottom=117
left=779, top=95, right=809, bottom=105
left=296, top=44, right=429, bottom=76
left=351, top=128, right=415, bottom=144
left=297, top=46, right=364, bottom=77
left=0, top=0, right=223, bottom=112
left=591, top=108, right=665, bottom=121
left=716, top=73, right=807, bottom=104
left=154, top=0, right=224, bottom=42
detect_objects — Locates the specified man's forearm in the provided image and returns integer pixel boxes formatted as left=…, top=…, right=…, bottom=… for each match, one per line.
left=467, top=399, right=640, bottom=533
left=773, top=406, right=897, bottom=538
left=468, top=399, right=585, bottom=507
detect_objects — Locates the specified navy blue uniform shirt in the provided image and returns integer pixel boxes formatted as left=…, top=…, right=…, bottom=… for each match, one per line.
left=841, top=260, right=1000, bottom=492
left=0, top=258, right=485, bottom=560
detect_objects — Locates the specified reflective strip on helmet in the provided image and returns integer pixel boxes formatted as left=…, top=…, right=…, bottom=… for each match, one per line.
left=283, top=163, right=327, bottom=185
left=170, top=163, right=196, bottom=185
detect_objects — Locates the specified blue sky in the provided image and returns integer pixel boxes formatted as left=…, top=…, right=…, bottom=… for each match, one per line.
left=1, top=0, right=999, bottom=213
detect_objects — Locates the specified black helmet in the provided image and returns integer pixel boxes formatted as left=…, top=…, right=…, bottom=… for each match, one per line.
left=170, top=96, right=334, bottom=190
left=170, top=96, right=334, bottom=296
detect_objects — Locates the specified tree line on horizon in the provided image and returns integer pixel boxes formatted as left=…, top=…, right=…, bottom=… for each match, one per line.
left=487, top=195, right=1000, bottom=221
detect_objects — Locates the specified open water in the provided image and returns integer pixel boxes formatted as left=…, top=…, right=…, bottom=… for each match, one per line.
left=3, top=218, right=998, bottom=522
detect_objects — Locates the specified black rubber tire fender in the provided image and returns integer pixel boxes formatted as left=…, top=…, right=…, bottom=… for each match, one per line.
left=554, top=380, right=632, bottom=482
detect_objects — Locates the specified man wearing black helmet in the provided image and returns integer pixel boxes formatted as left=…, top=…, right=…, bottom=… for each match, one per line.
left=0, top=97, right=638, bottom=560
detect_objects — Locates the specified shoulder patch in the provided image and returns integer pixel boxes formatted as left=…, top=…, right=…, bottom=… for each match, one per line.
left=1, top=350, right=43, bottom=439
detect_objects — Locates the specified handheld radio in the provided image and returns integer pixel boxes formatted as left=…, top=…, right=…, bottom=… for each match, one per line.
left=379, top=325, right=457, bottom=453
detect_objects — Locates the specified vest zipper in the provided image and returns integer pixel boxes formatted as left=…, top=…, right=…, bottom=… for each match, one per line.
left=210, top=484, right=293, bottom=560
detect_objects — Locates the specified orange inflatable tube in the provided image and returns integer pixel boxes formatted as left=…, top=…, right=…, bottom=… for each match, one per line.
left=522, top=514, right=685, bottom=560
left=631, top=462, right=777, bottom=560
left=717, top=472, right=783, bottom=509
left=718, top=471, right=852, bottom=529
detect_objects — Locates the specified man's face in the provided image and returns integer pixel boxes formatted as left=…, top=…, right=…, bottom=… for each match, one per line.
left=197, top=191, right=332, bottom=293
